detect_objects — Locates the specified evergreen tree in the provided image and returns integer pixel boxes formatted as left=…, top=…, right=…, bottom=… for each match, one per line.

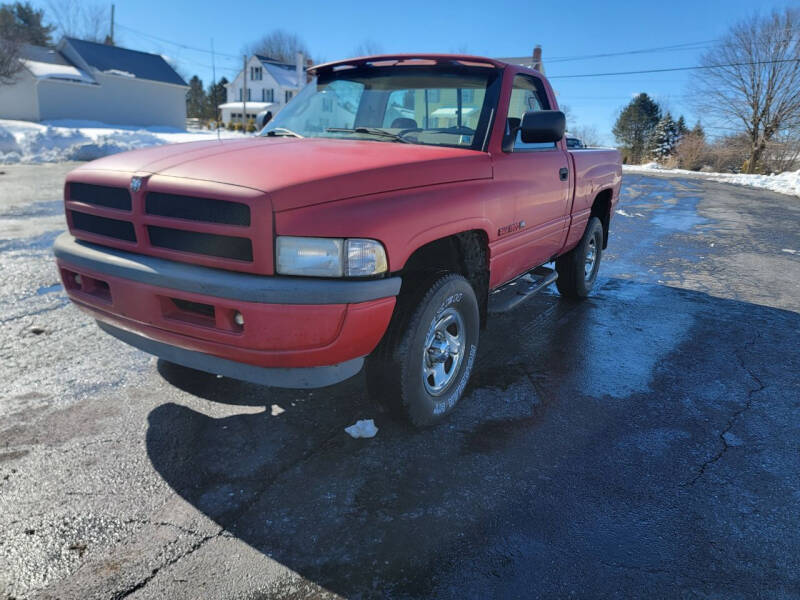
left=691, top=121, right=705, bottom=139
left=676, top=115, right=688, bottom=136
left=205, top=76, right=228, bottom=121
left=186, top=75, right=207, bottom=119
left=647, top=112, right=680, bottom=161
left=0, top=2, right=54, bottom=46
left=612, top=93, right=661, bottom=164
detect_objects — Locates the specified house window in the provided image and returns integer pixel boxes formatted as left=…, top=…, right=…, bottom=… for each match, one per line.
left=285, top=90, right=293, bottom=103
left=247, top=88, right=251, bottom=101
left=428, top=89, right=440, bottom=103
left=462, top=89, right=474, bottom=103
left=238, top=88, right=242, bottom=101
left=250, top=66, right=263, bottom=81
left=261, top=88, right=265, bottom=101
left=265, top=88, right=274, bottom=102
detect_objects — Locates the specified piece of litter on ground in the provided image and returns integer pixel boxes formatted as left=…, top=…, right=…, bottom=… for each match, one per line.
left=782, top=248, right=797, bottom=255
left=216, top=374, right=223, bottom=378
left=345, top=419, right=378, bottom=439
left=270, top=404, right=285, bottom=416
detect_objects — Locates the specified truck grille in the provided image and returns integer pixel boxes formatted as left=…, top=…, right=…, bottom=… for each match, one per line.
left=69, top=182, right=132, bottom=211
left=145, top=192, right=250, bottom=226
left=70, top=210, right=137, bottom=242
left=65, top=175, right=272, bottom=274
left=147, top=226, right=253, bottom=261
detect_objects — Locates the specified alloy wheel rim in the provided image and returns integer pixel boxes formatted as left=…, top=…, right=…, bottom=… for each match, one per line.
left=422, top=308, right=465, bottom=396
left=585, top=237, right=597, bottom=280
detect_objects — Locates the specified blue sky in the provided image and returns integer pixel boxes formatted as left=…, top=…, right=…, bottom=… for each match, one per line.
left=35, top=0, right=795, bottom=142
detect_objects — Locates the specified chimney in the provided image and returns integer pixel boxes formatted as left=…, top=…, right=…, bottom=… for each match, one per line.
left=532, top=45, right=544, bottom=73
left=296, top=52, right=305, bottom=89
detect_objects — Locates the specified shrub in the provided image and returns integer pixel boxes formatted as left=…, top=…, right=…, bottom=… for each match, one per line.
left=673, top=133, right=708, bottom=171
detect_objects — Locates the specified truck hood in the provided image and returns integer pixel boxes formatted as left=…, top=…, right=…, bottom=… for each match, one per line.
left=74, top=137, right=493, bottom=211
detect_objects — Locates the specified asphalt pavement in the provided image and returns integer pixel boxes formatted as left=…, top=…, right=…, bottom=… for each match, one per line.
left=1, top=165, right=799, bottom=599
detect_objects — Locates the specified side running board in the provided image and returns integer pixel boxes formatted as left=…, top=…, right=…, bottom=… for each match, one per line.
left=487, top=266, right=558, bottom=314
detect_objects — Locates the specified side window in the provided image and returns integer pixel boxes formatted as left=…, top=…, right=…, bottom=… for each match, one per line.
left=507, top=74, right=556, bottom=151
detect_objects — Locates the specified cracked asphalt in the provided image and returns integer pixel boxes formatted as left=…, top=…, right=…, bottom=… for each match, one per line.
left=1, top=164, right=799, bottom=599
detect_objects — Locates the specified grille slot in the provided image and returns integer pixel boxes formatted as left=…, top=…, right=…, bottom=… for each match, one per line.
left=69, top=183, right=131, bottom=211
left=147, top=226, right=253, bottom=261
left=145, top=192, right=250, bottom=226
left=70, top=211, right=136, bottom=242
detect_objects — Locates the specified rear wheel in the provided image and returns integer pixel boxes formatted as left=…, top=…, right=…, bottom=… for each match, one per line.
left=555, top=217, right=604, bottom=298
left=366, top=273, right=480, bottom=427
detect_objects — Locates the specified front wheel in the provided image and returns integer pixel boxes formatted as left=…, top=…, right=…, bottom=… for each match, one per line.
left=555, top=216, right=604, bottom=298
left=366, top=273, right=480, bottom=427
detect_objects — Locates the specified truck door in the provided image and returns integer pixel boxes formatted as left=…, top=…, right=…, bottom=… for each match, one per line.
left=491, top=74, right=571, bottom=283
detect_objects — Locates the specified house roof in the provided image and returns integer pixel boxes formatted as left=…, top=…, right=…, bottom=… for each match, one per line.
left=64, top=38, right=187, bottom=86
left=253, top=55, right=301, bottom=87
left=19, top=44, right=96, bottom=84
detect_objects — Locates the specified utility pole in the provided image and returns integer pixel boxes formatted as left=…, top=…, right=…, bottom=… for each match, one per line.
left=212, top=38, right=219, bottom=135
left=105, top=3, right=115, bottom=45
left=242, top=54, right=247, bottom=130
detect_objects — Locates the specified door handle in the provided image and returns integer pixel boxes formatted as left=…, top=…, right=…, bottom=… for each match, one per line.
left=559, top=167, right=569, bottom=181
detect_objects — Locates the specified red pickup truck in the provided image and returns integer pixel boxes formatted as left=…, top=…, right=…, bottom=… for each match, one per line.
left=54, top=54, right=621, bottom=426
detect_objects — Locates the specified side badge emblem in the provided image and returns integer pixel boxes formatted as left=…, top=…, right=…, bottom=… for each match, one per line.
left=130, top=177, right=142, bottom=192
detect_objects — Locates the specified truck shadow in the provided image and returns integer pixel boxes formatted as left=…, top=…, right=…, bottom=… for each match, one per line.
left=145, top=278, right=800, bottom=598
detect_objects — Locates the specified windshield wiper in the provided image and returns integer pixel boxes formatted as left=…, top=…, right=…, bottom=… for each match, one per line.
left=326, top=127, right=415, bottom=143
left=264, top=128, right=304, bottom=138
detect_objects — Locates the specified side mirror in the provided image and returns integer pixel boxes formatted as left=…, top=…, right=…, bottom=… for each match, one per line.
left=520, top=110, right=565, bottom=144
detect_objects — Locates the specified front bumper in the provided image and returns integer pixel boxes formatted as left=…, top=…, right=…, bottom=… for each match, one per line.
left=54, top=233, right=400, bottom=388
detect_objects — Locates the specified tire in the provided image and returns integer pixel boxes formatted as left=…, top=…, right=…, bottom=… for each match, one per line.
left=555, top=216, right=604, bottom=298
left=366, top=273, right=480, bottom=427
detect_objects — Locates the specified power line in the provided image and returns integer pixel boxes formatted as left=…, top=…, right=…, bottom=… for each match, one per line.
left=546, top=40, right=717, bottom=64
left=548, top=58, right=800, bottom=79
left=115, top=23, right=241, bottom=60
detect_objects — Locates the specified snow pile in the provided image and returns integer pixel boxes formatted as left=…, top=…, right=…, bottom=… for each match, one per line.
left=345, top=419, right=379, bottom=439
left=623, top=163, right=800, bottom=198
left=0, top=119, right=246, bottom=164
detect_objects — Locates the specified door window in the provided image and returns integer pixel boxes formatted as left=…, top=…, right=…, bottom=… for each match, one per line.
left=507, top=75, right=556, bottom=151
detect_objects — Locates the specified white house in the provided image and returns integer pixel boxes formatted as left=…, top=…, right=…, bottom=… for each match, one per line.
left=0, top=38, right=188, bottom=129
left=220, top=53, right=308, bottom=124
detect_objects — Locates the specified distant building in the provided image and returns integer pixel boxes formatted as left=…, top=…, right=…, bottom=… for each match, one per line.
left=220, top=53, right=309, bottom=124
left=0, top=38, right=188, bottom=128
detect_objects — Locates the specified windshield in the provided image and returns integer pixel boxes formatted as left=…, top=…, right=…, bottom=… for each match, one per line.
left=261, top=65, right=500, bottom=150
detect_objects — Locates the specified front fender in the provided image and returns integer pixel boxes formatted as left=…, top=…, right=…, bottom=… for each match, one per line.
left=273, top=178, right=504, bottom=272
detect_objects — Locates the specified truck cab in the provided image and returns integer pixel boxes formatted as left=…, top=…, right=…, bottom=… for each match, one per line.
left=54, top=54, right=621, bottom=426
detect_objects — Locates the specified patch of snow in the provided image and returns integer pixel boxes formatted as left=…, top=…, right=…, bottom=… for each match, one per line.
left=782, top=248, right=797, bottom=255
left=0, top=119, right=246, bottom=164
left=623, top=163, right=800, bottom=198
left=104, top=69, right=136, bottom=78
left=23, top=59, right=95, bottom=84
left=345, top=419, right=379, bottom=439
left=270, top=404, right=285, bottom=416
left=615, top=209, right=634, bottom=217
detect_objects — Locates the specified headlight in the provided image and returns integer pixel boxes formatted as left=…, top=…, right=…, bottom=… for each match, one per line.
left=276, top=237, right=387, bottom=277
left=345, top=238, right=388, bottom=277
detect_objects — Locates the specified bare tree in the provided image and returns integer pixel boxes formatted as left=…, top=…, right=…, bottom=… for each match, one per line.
left=570, top=125, right=602, bottom=147
left=0, top=36, right=23, bottom=84
left=691, top=8, right=800, bottom=173
left=47, top=0, right=110, bottom=43
left=352, top=39, right=383, bottom=57
left=244, top=29, right=310, bottom=63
